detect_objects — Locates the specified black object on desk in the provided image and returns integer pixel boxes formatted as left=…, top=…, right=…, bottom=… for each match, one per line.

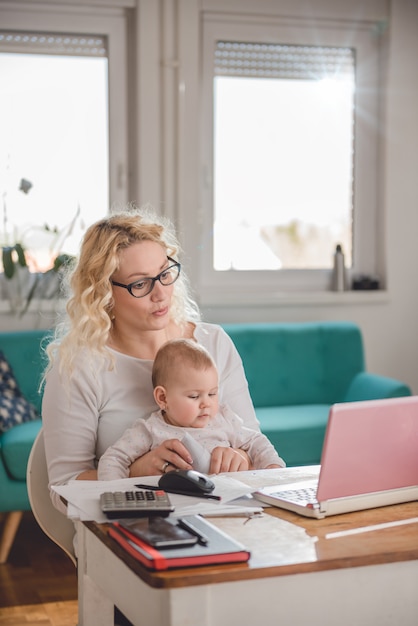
left=177, top=517, right=209, bottom=545
left=136, top=469, right=221, bottom=500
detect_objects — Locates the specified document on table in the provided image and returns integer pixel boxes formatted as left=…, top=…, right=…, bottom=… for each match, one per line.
left=51, top=474, right=263, bottom=523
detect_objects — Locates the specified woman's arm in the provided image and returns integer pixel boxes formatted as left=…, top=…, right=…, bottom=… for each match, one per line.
left=42, top=360, right=101, bottom=510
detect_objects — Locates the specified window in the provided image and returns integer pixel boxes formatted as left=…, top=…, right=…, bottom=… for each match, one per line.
left=0, top=32, right=108, bottom=270
left=200, top=16, right=382, bottom=302
left=0, top=5, right=129, bottom=276
left=214, top=42, right=355, bottom=271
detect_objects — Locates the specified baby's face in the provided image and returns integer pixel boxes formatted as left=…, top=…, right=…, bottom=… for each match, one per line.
left=163, top=365, right=219, bottom=428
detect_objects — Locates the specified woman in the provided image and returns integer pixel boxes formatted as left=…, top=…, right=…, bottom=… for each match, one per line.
left=42, top=206, right=262, bottom=513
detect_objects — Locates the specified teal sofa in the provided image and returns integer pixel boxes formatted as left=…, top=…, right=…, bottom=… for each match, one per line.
left=0, top=329, right=48, bottom=562
left=223, top=322, right=412, bottom=467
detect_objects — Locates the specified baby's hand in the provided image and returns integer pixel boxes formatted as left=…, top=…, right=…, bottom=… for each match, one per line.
left=209, top=447, right=249, bottom=474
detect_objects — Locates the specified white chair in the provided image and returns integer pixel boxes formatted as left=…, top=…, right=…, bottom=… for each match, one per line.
left=26, top=429, right=76, bottom=566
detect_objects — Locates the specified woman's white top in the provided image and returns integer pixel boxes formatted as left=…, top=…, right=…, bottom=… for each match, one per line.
left=42, top=322, right=261, bottom=510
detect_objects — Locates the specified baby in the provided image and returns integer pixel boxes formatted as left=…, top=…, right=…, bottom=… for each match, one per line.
left=98, top=338, right=285, bottom=480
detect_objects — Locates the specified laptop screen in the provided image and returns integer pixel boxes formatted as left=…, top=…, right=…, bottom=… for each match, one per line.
left=317, top=396, right=418, bottom=501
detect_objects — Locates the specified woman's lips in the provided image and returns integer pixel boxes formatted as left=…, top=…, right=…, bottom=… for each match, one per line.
left=153, top=306, right=168, bottom=317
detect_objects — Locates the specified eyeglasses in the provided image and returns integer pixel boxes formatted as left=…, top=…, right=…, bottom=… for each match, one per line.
left=111, top=257, right=181, bottom=298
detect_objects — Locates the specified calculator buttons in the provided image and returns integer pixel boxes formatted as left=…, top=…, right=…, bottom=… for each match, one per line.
left=100, top=489, right=174, bottom=518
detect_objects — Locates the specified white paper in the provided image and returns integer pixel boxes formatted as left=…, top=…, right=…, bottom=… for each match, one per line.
left=180, top=432, right=212, bottom=474
left=51, top=474, right=258, bottom=522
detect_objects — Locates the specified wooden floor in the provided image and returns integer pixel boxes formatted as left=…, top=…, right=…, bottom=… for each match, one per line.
left=0, top=511, right=78, bottom=626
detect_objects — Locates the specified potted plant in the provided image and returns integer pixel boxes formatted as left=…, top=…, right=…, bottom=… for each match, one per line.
left=1, top=243, right=74, bottom=315
left=1, top=178, right=77, bottom=315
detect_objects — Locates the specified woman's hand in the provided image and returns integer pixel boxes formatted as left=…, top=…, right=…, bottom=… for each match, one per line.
left=209, top=447, right=250, bottom=474
left=129, top=439, right=194, bottom=477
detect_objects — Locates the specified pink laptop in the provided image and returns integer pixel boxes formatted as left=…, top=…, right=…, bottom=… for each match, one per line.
left=254, top=396, right=418, bottom=518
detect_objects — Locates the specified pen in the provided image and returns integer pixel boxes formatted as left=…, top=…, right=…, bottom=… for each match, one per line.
left=135, top=484, right=159, bottom=490
left=135, top=484, right=221, bottom=500
left=177, top=518, right=209, bottom=545
left=210, top=510, right=263, bottom=518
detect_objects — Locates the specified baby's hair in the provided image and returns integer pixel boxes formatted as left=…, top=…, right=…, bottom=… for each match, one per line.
left=152, top=338, right=216, bottom=389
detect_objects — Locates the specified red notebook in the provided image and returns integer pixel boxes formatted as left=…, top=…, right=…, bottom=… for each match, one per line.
left=108, top=515, right=251, bottom=570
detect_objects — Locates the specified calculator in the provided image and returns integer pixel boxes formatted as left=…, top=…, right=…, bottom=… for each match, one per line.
left=100, top=489, right=174, bottom=519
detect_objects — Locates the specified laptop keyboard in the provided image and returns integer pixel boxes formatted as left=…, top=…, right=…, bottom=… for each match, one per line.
left=272, top=486, right=319, bottom=505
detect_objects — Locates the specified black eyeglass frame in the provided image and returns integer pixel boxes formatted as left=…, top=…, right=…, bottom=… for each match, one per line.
left=111, top=257, right=181, bottom=298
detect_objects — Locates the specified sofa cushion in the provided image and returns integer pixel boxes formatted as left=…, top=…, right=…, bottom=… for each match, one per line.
left=256, top=404, right=330, bottom=467
left=0, top=418, right=42, bottom=480
left=223, top=322, right=365, bottom=407
left=343, top=372, right=412, bottom=402
left=0, top=351, right=39, bottom=434
left=0, top=418, right=42, bottom=481
left=0, top=330, right=49, bottom=414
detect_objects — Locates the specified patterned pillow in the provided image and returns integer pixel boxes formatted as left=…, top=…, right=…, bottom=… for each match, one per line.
left=0, top=351, right=39, bottom=434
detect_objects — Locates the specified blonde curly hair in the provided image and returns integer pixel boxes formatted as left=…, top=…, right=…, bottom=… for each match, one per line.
left=45, top=206, right=200, bottom=377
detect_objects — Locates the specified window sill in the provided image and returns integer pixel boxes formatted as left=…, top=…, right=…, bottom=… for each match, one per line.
left=198, top=289, right=389, bottom=308
left=0, top=291, right=390, bottom=316
left=0, top=298, right=65, bottom=315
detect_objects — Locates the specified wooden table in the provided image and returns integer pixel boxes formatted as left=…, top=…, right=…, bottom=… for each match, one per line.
left=76, top=468, right=418, bottom=626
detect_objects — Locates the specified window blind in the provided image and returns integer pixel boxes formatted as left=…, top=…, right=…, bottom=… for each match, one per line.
left=214, top=41, right=355, bottom=80
left=0, top=31, right=107, bottom=57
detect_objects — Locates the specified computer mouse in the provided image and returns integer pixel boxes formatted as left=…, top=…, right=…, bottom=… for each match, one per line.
left=158, top=469, right=215, bottom=496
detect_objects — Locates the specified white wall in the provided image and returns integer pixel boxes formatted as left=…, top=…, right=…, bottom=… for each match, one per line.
left=1, top=0, right=417, bottom=395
